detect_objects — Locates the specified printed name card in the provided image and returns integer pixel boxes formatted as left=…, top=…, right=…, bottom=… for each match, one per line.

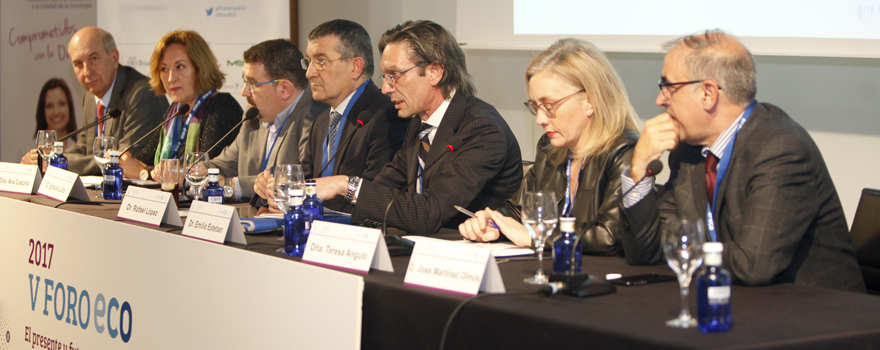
left=117, top=186, right=181, bottom=227
left=0, top=162, right=41, bottom=194
left=182, top=201, right=246, bottom=245
left=404, top=240, right=505, bottom=296
left=37, top=166, right=89, bottom=202
left=302, top=221, right=393, bottom=274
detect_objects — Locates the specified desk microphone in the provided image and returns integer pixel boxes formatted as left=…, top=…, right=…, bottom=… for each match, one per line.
left=551, top=159, right=663, bottom=297
left=185, top=107, right=259, bottom=173
left=315, top=110, right=371, bottom=177
left=58, top=108, right=122, bottom=142
left=120, top=104, right=189, bottom=155
left=381, top=135, right=462, bottom=255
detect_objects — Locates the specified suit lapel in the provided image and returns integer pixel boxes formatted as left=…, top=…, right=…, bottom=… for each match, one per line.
left=405, top=117, right=422, bottom=192
left=105, top=67, right=128, bottom=135
left=333, top=82, right=375, bottom=174
left=713, top=103, right=762, bottom=221
left=422, top=93, right=467, bottom=182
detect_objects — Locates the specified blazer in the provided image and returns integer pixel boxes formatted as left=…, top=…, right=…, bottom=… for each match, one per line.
left=66, top=65, right=169, bottom=175
left=352, top=93, right=522, bottom=234
left=206, top=87, right=328, bottom=200
left=301, top=81, right=408, bottom=212
left=133, top=92, right=243, bottom=166
left=624, top=102, right=865, bottom=292
left=500, top=131, right=640, bottom=263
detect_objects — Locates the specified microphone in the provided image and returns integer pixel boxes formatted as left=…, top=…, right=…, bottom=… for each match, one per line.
left=315, top=110, right=372, bottom=177
left=186, top=107, right=259, bottom=173
left=381, top=135, right=462, bottom=255
left=119, top=104, right=189, bottom=155
left=58, top=108, right=122, bottom=142
left=550, top=159, right=663, bottom=296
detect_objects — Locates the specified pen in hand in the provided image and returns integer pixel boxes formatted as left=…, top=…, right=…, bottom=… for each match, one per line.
left=454, top=205, right=500, bottom=230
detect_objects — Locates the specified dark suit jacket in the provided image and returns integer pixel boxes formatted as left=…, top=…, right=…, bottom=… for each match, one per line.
left=206, top=87, right=328, bottom=200
left=624, top=102, right=865, bottom=292
left=501, top=131, right=639, bottom=262
left=66, top=65, right=169, bottom=175
left=301, top=81, right=408, bottom=212
left=352, top=93, right=522, bottom=234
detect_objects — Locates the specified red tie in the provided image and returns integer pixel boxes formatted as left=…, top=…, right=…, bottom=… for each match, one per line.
left=96, top=102, right=106, bottom=136
left=706, top=152, right=719, bottom=204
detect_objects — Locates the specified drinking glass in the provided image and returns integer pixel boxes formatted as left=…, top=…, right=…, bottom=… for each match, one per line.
left=36, top=130, right=57, bottom=172
left=273, top=164, right=305, bottom=247
left=522, top=190, right=558, bottom=285
left=663, top=217, right=705, bottom=328
left=92, top=136, right=117, bottom=197
left=183, top=152, right=209, bottom=200
left=159, top=158, right=182, bottom=208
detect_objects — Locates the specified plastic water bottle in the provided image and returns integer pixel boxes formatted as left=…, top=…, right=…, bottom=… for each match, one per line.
left=284, top=189, right=307, bottom=257
left=49, top=141, right=67, bottom=170
left=303, top=180, right=324, bottom=234
left=552, top=216, right=581, bottom=274
left=102, top=151, right=123, bottom=200
left=202, top=168, right=224, bottom=204
left=697, top=242, right=732, bottom=332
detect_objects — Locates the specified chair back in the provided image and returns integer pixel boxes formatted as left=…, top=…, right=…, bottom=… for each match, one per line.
left=850, top=188, right=880, bottom=294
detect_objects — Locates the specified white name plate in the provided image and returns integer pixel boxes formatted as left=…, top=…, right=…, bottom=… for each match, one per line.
left=37, top=166, right=89, bottom=202
left=302, top=221, right=393, bottom=274
left=0, top=162, right=41, bottom=194
left=117, top=186, right=181, bottom=227
left=182, top=201, right=246, bottom=245
left=404, top=240, right=505, bottom=296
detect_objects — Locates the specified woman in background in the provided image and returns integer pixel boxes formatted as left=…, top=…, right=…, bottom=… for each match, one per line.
left=21, top=78, right=78, bottom=165
left=119, top=30, right=242, bottom=180
left=459, top=38, right=645, bottom=263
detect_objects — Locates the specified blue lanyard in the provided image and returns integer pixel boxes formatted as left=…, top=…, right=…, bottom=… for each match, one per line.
left=562, top=157, right=575, bottom=217
left=321, top=82, right=367, bottom=177
left=171, top=89, right=215, bottom=158
left=260, top=109, right=293, bottom=172
left=706, top=101, right=756, bottom=241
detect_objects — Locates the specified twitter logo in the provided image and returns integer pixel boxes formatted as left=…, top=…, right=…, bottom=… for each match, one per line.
left=206, top=7, right=213, bottom=16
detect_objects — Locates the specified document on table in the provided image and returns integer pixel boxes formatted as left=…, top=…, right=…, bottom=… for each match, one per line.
left=403, top=236, right=534, bottom=258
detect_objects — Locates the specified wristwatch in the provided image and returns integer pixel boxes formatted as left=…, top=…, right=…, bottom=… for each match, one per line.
left=344, top=176, right=361, bottom=203
left=139, top=165, right=154, bottom=181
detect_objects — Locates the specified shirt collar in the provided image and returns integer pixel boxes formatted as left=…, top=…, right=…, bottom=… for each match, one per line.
left=702, top=109, right=746, bottom=159
left=93, top=71, right=118, bottom=108
left=423, top=89, right=455, bottom=128
left=263, top=90, right=304, bottom=130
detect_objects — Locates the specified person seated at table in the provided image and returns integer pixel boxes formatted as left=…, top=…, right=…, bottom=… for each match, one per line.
left=458, top=38, right=644, bottom=262
left=117, top=30, right=242, bottom=180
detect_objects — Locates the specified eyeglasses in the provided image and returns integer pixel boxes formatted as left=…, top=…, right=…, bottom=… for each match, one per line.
left=524, top=90, right=585, bottom=116
left=658, top=79, right=720, bottom=99
left=380, top=65, right=420, bottom=87
left=301, top=57, right=349, bottom=71
left=242, top=75, right=282, bottom=94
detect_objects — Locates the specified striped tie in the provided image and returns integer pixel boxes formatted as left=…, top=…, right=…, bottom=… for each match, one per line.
left=418, top=123, right=433, bottom=193
left=326, top=111, right=342, bottom=159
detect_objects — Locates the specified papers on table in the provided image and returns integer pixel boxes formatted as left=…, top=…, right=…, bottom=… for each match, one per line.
left=403, top=236, right=534, bottom=258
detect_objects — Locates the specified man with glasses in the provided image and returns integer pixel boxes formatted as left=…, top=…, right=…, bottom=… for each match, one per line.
left=314, top=20, right=522, bottom=234
left=258, top=20, right=407, bottom=213
left=620, top=30, right=864, bottom=292
left=203, top=39, right=328, bottom=203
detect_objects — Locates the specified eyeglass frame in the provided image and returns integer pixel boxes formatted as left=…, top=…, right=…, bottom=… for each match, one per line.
left=524, top=90, right=586, bottom=116
left=658, top=78, right=721, bottom=98
left=242, top=75, right=282, bottom=94
left=301, top=56, right=350, bottom=71
left=379, top=64, right=421, bottom=87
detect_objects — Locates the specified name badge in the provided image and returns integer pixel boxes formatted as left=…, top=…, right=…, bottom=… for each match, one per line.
left=302, top=221, right=393, bottom=274
left=182, top=201, right=246, bottom=244
left=404, top=240, right=505, bottom=296
left=0, top=162, right=41, bottom=194
left=117, top=186, right=181, bottom=227
left=37, top=166, right=89, bottom=202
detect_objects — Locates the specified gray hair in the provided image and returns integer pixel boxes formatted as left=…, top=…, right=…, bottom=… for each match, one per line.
left=98, top=29, right=116, bottom=54
left=308, top=19, right=374, bottom=79
left=663, top=30, right=757, bottom=106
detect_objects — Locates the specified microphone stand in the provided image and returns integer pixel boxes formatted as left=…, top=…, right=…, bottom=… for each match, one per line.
left=58, top=109, right=122, bottom=142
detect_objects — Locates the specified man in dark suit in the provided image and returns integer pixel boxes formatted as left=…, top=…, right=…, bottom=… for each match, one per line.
left=621, top=30, right=864, bottom=292
left=315, top=20, right=522, bottom=234
left=54, top=27, right=168, bottom=175
left=254, top=20, right=406, bottom=213
left=203, top=39, right=327, bottom=202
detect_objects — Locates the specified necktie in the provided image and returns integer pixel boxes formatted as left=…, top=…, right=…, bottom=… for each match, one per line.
left=417, top=123, right=433, bottom=194
left=96, top=102, right=106, bottom=137
left=326, top=111, right=342, bottom=159
left=706, top=152, right=719, bottom=204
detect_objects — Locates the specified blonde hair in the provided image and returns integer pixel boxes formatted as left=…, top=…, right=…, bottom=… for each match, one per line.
left=526, top=38, right=640, bottom=163
left=149, top=30, right=224, bottom=95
